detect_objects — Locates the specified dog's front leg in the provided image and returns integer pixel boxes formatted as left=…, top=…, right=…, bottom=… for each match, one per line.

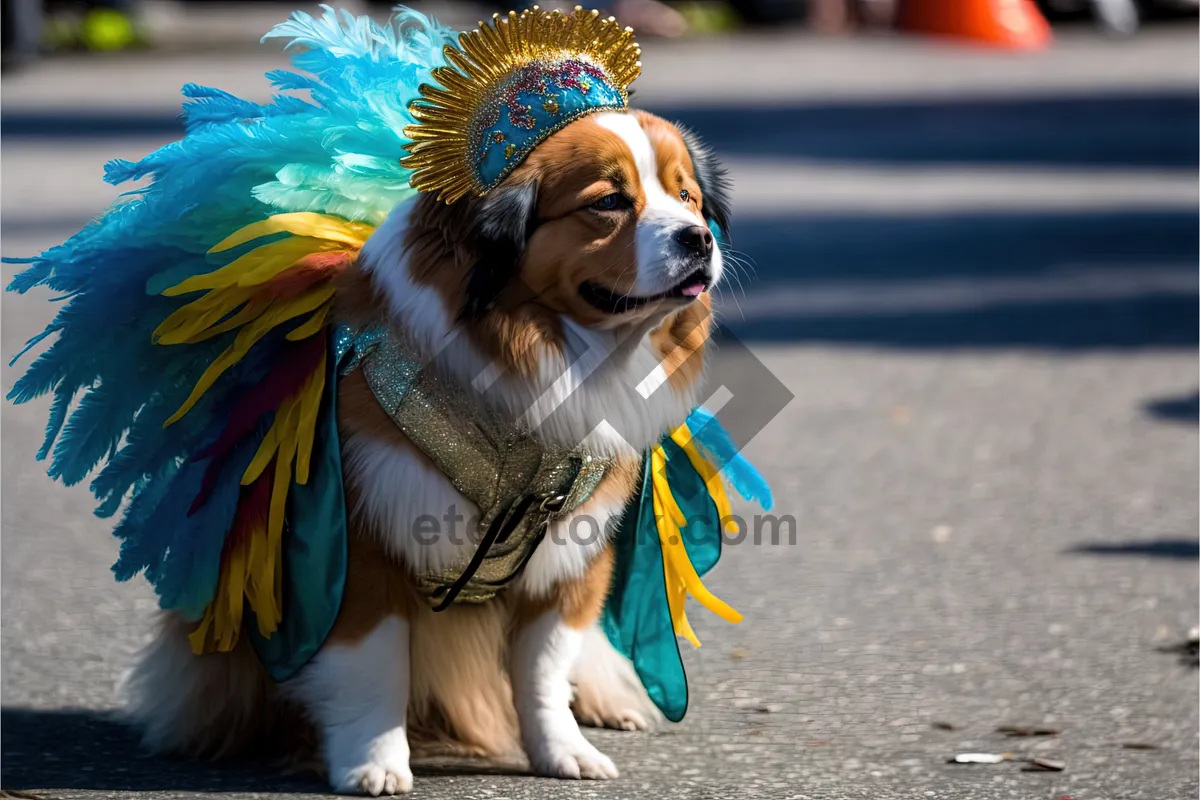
left=291, top=616, right=413, bottom=795
left=512, top=610, right=619, bottom=779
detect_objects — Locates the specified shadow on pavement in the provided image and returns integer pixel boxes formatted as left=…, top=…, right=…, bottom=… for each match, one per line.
left=1144, top=390, right=1200, bottom=424
left=1066, top=539, right=1200, bottom=559
left=0, top=707, right=324, bottom=793
left=655, top=90, right=1199, bottom=168
left=0, top=707, right=533, bottom=793
left=0, top=111, right=183, bottom=140
left=718, top=210, right=1198, bottom=349
left=5, top=90, right=1197, bottom=171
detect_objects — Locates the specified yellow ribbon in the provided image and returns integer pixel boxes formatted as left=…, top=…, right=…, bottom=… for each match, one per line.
left=651, top=437, right=743, bottom=649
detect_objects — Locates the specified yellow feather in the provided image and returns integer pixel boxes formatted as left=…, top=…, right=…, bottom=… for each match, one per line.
left=662, top=537, right=743, bottom=625
left=273, top=530, right=284, bottom=619
left=188, top=607, right=214, bottom=654
left=244, top=516, right=278, bottom=637
left=260, top=399, right=300, bottom=634
left=220, top=532, right=248, bottom=652
left=179, top=294, right=273, bottom=345
left=285, top=303, right=330, bottom=342
left=652, top=467, right=687, bottom=528
left=163, top=236, right=336, bottom=297
left=675, top=603, right=701, bottom=649
left=153, top=284, right=257, bottom=344
left=651, top=440, right=744, bottom=646
left=293, top=349, right=327, bottom=485
left=173, top=214, right=380, bottom=651
left=671, top=424, right=737, bottom=533
left=163, top=285, right=335, bottom=427
left=208, top=212, right=373, bottom=254
left=237, top=239, right=342, bottom=288
left=242, top=416, right=282, bottom=485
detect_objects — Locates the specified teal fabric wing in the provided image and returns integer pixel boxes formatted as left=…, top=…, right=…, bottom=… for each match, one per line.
left=601, top=458, right=685, bottom=721
left=601, top=436, right=725, bottom=723
left=248, top=335, right=348, bottom=681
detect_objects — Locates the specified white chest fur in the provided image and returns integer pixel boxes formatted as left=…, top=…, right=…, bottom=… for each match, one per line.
left=342, top=429, right=624, bottom=596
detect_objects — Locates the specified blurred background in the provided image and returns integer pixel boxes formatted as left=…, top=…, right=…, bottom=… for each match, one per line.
left=2, top=2, right=1198, bottom=799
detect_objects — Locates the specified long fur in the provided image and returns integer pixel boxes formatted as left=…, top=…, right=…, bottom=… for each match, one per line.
left=121, top=613, right=312, bottom=761
left=462, top=180, right=541, bottom=321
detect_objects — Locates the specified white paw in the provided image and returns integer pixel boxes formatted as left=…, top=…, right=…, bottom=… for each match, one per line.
left=609, top=707, right=649, bottom=731
left=528, top=736, right=619, bottom=780
left=574, top=703, right=651, bottom=731
left=570, top=625, right=661, bottom=732
left=330, top=761, right=414, bottom=796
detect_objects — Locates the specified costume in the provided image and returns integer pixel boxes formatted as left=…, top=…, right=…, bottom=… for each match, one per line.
left=7, top=6, right=772, bottom=723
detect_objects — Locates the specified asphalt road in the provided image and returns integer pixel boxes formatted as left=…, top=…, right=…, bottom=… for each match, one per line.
left=2, top=17, right=1198, bottom=800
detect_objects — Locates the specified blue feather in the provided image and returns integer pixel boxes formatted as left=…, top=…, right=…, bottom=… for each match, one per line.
left=38, top=386, right=75, bottom=462
left=8, top=325, right=59, bottom=367
left=686, top=407, right=774, bottom=510
left=180, top=84, right=266, bottom=130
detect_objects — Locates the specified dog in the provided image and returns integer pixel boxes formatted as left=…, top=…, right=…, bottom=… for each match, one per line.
left=120, top=107, right=731, bottom=795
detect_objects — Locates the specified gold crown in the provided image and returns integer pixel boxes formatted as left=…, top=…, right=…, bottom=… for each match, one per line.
left=402, top=6, right=642, bottom=203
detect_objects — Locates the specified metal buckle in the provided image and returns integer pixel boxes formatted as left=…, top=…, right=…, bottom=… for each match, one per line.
left=540, top=493, right=567, bottom=513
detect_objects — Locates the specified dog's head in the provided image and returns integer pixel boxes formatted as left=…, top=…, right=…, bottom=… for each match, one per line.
left=383, top=110, right=729, bottom=332
left=464, top=110, right=730, bottom=330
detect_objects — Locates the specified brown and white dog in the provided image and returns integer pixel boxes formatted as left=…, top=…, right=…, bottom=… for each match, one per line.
left=122, top=108, right=731, bottom=795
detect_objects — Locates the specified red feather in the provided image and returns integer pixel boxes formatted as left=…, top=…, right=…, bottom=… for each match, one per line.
left=187, top=334, right=325, bottom=515
left=229, top=464, right=272, bottom=548
left=264, top=250, right=355, bottom=300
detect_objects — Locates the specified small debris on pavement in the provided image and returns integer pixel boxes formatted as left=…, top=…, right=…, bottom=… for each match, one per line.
left=1157, top=626, right=1200, bottom=666
left=997, top=725, right=1061, bottom=737
left=931, top=720, right=959, bottom=731
left=730, top=647, right=749, bottom=660
left=948, top=753, right=1067, bottom=773
left=949, top=752, right=1013, bottom=764
left=1119, top=742, right=1160, bottom=750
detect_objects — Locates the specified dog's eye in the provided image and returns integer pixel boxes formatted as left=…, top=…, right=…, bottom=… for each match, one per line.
left=590, top=193, right=629, bottom=212
left=679, top=189, right=690, bottom=202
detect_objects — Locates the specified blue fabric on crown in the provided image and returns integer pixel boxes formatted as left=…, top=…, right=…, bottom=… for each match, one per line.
left=474, top=59, right=625, bottom=190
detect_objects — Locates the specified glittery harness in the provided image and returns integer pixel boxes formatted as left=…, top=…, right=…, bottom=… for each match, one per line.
left=343, top=327, right=611, bottom=608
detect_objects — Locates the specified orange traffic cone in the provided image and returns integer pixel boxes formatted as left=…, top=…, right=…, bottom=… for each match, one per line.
left=897, top=0, right=1052, bottom=50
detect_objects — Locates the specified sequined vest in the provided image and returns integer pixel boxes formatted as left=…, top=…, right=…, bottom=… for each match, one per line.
left=344, top=327, right=611, bottom=608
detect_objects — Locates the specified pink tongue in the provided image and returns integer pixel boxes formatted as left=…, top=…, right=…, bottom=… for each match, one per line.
left=681, top=283, right=705, bottom=297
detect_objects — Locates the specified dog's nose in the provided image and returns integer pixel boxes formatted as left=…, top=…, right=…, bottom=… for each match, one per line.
left=675, top=225, right=714, bottom=258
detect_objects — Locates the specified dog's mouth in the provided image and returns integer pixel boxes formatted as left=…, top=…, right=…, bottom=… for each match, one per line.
left=579, top=268, right=711, bottom=315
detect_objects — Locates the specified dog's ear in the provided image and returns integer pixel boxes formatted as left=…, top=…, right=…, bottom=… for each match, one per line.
left=462, top=179, right=539, bottom=320
left=679, top=125, right=732, bottom=244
